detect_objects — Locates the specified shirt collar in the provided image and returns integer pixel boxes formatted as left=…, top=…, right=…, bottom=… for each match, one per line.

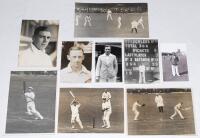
left=30, top=43, right=46, bottom=53
left=103, top=53, right=112, bottom=57
left=65, top=64, right=89, bottom=74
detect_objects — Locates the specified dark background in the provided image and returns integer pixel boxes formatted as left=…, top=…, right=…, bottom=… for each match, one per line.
left=61, top=41, right=92, bottom=70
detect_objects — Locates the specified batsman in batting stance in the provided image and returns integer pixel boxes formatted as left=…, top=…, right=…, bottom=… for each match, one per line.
left=102, top=98, right=112, bottom=128
left=24, top=86, right=44, bottom=120
left=170, top=102, right=186, bottom=120
left=69, top=91, right=84, bottom=129
left=132, top=100, right=145, bottom=121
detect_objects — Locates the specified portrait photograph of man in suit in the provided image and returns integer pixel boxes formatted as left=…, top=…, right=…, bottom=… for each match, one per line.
left=95, top=42, right=122, bottom=83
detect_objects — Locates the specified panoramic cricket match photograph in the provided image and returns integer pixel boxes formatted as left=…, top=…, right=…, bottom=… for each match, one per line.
left=57, top=88, right=124, bottom=133
left=74, top=3, right=149, bottom=37
left=127, top=88, right=195, bottom=135
left=5, top=71, right=57, bottom=133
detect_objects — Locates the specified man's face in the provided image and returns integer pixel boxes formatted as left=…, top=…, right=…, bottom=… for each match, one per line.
left=67, top=50, right=84, bottom=68
left=33, top=31, right=51, bottom=50
left=105, top=46, right=111, bottom=55
left=28, top=88, right=32, bottom=92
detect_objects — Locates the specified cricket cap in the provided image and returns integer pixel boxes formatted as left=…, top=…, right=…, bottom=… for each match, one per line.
left=28, top=87, right=33, bottom=90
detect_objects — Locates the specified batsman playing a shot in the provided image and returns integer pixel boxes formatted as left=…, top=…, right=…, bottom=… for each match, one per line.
left=24, top=86, right=44, bottom=120
left=132, top=100, right=145, bottom=121
left=102, top=98, right=112, bottom=128
left=70, top=98, right=83, bottom=129
left=170, top=102, right=185, bottom=120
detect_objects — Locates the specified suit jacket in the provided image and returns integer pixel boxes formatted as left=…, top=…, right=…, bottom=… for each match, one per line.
left=96, top=53, right=118, bottom=79
left=170, top=55, right=179, bottom=65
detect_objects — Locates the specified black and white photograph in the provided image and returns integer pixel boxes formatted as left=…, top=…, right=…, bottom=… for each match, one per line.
left=74, top=3, right=149, bottom=37
left=58, top=88, right=124, bottom=133
left=161, top=44, right=189, bottom=81
left=60, top=41, right=92, bottom=83
left=18, top=20, right=59, bottom=68
left=6, top=71, right=57, bottom=133
left=95, top=42, right=122, bottom=83
left=127, top=88, right=195, bottom=135
left=124, top=39, right=159, bottom=84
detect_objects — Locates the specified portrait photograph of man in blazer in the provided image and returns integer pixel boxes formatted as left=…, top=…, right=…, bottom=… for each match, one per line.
left=95, top=42, right=122, bottom=83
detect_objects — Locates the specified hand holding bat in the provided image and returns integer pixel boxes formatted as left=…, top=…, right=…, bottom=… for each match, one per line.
left=142, top=104, right=146, bottom=107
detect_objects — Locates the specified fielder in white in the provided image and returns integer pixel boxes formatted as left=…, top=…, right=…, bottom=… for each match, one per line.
left=84, top=15, right=92, bottom=27
left=24, top=87, right=43, bottom=120
left=75, top=14, right=81, bottom=26
left=102, top=89, right=111, bottom=103
left=131, top=16, right=144, bottom=33
left=132, top=101, right=143, bottom=121
left=138, top=16, right=144, bottom=29
left=154, top=93, right=164, bottom=113
left=102, top=98, right=112, bottom=128
left=70, top=98, right=83, bottom=129
left=117, top=16, right=122, bottom=29
left=170, top=102, right=185, bottom=120
left=107, top=9, right=113, bottom=21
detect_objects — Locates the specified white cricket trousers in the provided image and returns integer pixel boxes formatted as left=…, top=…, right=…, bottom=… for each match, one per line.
left=171, top=65, right=180, bottom=76
left=107, top=14, right=113, bottom=21
left=71, top=114, right=83, bottom=128
left=103, top=110, right=112, bottom=127
left=170, top=108, right=184, bottom=119
left=139, top=72, right=146, bottom=84
left=27, top=101, right=43, bottom=119
left=133, top=110, right=140, bottom=120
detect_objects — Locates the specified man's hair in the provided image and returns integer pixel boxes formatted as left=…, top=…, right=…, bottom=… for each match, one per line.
left=76, top=41, right=89, bottom=45
left=33, top=26, right=50, bottom=37
left=68, top=46, right=84, bottom=55
left=73, top=100, right=78, bottom=104
left=105, top=45, right=111, bottom=49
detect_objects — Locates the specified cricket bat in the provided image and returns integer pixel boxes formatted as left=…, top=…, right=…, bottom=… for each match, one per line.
left=183, top=107, right=192, bottom=111
left=69, top=91, right=75, bottom=98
